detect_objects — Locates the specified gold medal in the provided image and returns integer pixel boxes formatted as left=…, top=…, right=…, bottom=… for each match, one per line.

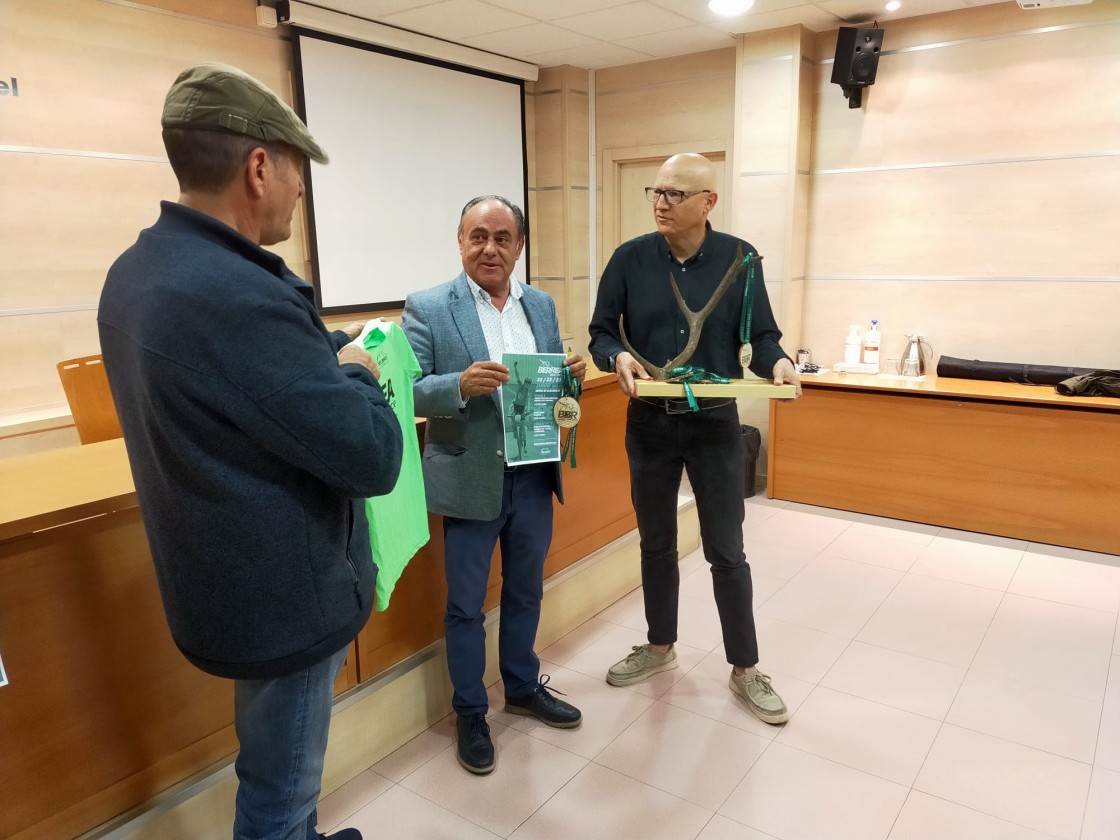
left=738, top=342, right=753, bottom=369
left=553, top=396, right=581, bottom=429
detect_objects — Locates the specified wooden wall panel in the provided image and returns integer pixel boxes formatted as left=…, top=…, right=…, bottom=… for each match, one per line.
left=802, top=3, right=1120, bottom=375
left=807, top=156, right=1120, bottom=279
left=0, top=0, right=304, bottom=424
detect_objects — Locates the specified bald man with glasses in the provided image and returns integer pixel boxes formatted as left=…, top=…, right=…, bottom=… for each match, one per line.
left=589, top=153, right=800, bottom=726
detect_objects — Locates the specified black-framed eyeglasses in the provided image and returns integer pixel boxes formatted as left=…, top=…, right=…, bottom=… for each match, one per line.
left=644, top=187, right=710, bottom=206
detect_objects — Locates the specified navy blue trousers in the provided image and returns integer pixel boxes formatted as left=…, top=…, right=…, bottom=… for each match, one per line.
left=443, top=463, right=554, bottom=716
left=625, top=398, right=759, bottom=667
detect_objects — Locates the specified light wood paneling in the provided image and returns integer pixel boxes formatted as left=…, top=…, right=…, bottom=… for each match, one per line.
left=736, top=57, right=796, bottom=174
left=807, top=156, right=1120, bottom=279
left=811, top=23, right=1120, bottom=170
left=800, top=278, right=1120, bottom=371
left=532, top=90, right=563, bottom=187
left=0, top=0, right=301, bottom=423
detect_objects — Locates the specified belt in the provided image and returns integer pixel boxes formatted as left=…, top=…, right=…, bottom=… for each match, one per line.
left=634, top=396, right=736, bottom=415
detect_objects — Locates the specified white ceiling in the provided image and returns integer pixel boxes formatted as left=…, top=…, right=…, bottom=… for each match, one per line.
left=297, top=0, right=1014, bottom=69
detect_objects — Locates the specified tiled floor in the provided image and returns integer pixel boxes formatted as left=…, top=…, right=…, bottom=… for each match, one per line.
left=317, top=497, right=1120, bottom=840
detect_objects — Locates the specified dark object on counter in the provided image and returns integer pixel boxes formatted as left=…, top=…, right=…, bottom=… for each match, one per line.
left=1056, top=371, right=1120, bottom=398
left=936, top=355, right=1096, bottom=386
left=741, top=425, right=761, bottom=498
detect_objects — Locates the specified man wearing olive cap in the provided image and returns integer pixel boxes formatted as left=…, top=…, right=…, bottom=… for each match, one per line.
left=98, top=64, right=400, bottom=840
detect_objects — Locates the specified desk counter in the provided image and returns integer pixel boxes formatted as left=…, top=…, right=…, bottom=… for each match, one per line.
left=768, top=373, right=1120, bottom=555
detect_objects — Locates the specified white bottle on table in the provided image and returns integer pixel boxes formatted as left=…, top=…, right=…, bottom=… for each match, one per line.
left=863, top=319, right=881, bottom=365
left=844, top=324, right=862, bottom=364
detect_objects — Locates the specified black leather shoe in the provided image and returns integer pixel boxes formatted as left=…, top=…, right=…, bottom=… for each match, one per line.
left=456, top=713, right=495, bottom=775
left=309, top=826, right=362, bottom=840
left=505, top=677, right=582, bottom=729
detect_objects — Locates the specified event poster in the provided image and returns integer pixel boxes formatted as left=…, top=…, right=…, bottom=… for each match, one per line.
left=500, top=353, right=564, bottom=466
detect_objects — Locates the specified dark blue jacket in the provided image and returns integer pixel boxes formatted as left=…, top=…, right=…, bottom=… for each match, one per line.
left=98, top=202, right=402, bottom=679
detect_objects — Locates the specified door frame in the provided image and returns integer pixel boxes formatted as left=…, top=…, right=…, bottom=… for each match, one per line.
left=600, top=139, right=731, bottom=283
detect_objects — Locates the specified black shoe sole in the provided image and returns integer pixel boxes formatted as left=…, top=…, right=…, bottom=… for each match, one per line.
left=456, top=751, right=495, bottom=774
left=504, top=703, right=582, bottom=729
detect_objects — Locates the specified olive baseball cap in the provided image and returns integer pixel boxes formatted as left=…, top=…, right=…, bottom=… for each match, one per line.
left=161, top=63, right=328, bottom=164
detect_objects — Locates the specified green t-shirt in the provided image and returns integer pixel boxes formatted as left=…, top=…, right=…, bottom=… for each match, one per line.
left=361, top=320, right=429, bottom=610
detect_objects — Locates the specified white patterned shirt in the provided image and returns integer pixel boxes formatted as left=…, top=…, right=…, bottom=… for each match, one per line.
left=465, top=274, right=538, bottom=360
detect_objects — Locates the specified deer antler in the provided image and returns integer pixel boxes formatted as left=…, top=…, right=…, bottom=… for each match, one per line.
left=619, top=246, right=755, bottom=380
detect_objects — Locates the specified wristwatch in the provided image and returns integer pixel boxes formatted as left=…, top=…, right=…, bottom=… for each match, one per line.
left=608, top=352, right=619, bottom=372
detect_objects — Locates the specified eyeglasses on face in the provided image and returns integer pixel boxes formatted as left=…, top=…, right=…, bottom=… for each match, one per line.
left=644, top=187, right=711, bottom=206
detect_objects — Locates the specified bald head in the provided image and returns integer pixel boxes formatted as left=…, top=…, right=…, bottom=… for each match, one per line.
left=659, top=153, right=717, bottom=193
left=651, top=153, right=718, bottom=254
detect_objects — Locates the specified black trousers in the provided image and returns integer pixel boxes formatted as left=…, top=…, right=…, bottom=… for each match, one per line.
left=624, top=398, right=759, bottom=667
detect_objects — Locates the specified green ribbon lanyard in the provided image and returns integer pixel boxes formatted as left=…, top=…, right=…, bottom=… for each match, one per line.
left=739, top=254, right=757, bottom=348
left=559, top=364, right=581, bottom=468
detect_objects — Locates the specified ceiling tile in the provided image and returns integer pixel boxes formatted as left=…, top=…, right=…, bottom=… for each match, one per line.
left=309, top=0, right=449, bottom=17
left=481, top=0, right=635, bottom=20
left=708, top=4, right=846, bottom=34
left=461, top=22, right=598, bottom=57
left=651, top=0, right=815, bottom=24
left=380, top=0, right=537, bottom=39
left=616, top=24, right=737, bottom=58
left=553, top=1, right=697, bottom=41
left=527, top=41, right=658, bottom=71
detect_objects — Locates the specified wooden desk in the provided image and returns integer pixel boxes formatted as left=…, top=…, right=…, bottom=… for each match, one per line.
left=768, top=373, right=1120, bottom=554
left=0, top=371, right=633, bottom=840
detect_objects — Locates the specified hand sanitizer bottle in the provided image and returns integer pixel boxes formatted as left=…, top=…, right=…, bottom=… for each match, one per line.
left=844, top=324, right=862, bottom=364
left=862, top=319, right=881, bottom=365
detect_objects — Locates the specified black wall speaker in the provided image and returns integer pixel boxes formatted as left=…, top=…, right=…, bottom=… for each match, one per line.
left=831, top=27, right=884, bottom=108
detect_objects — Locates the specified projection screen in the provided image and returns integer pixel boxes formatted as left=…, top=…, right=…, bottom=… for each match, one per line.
left=292, top=30, right=528, bottom=312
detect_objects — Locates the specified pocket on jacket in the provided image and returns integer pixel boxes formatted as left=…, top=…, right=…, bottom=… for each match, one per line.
left=423, top=443, right=467, bottom=459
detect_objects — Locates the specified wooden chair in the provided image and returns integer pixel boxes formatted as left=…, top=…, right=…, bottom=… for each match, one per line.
left=56, top=355, right=123, bottom=444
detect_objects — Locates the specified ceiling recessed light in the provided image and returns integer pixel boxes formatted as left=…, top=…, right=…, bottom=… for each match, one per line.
left=709, top=0, right=755, bottom=17
left=885, top=0, right=902, bottom=9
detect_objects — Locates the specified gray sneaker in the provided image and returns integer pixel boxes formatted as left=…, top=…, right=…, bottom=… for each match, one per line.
left=606, top=644, right=679, bottom=686
left=729, top=669, right=790, bottom=724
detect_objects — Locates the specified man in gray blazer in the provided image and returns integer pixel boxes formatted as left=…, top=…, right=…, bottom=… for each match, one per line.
left=402, top=195, right=586, bottom=775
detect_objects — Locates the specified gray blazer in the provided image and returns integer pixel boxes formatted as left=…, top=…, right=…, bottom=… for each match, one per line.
left=401, top=272, right=565, bottom=521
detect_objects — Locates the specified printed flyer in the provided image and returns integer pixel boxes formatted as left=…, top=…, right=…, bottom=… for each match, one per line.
left=500, top=352, right=564, bottom=466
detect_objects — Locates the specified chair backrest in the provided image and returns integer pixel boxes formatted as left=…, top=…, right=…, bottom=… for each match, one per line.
left=56, top=355, right=123, bottom=445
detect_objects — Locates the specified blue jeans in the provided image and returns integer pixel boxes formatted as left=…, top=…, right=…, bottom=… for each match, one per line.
left=625, top=398, right=759, bottom=667
left=232, top=644, right=349, bottom=840
left=443, top=463, right=554, bottom=716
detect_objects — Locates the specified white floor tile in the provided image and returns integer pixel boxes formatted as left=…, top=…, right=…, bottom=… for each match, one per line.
left=720, top=742, right=908, bottom=840
left=888, top=790, right=1060, bottom=840
left=316, top=770, right=393, bottom=832
left=487, top=664, right=654, bottom=760
left=1082, top=766, right=1120, bottom=840
left=754, top=615, right=851, bottom=683
left=946, top=670, right=1101, bottom=763
left=913, top=724, right=1091, bottom=840
left=823, top=528, right=925, bottom=571
left=509, top=762, right=713, bottom=840
left=748, top=508, right=855, bottom=555
left=347, top=784, right=504, bottom=839
left=660, top=650, right=813, bottom=740
left=856, top=575, right=1002, bottom=667
left=371, top=716, right=456, bottom=782
left=695, top=814, right=780, bottom=840
left=758, top=557, right=901, bottom=637
left=595, top=702, right=769, bottom=810
left=399, top=723, right=587, bottom=837
left=595, top=587, right=646, bottom=627
left=539, top=616, right=626, bottom=667
left=969, top=628, right=1112, bottom=703
left=1107, top=655, right=1120, bottom=700
left=1010, top=549, right=1120, bottom=613
left=910, top=534, right=1025, bottom=591
left=855, top=515, right=940, bottom=546
left=775, top=686, right=941, bottom=785
left=1095, top=697, right=1120, bottom=771
left=821, top=641, right=966, bottom=720
left=743, top=537, right=816, bottom=580
left=986, top=593, right=1116, bottom=654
